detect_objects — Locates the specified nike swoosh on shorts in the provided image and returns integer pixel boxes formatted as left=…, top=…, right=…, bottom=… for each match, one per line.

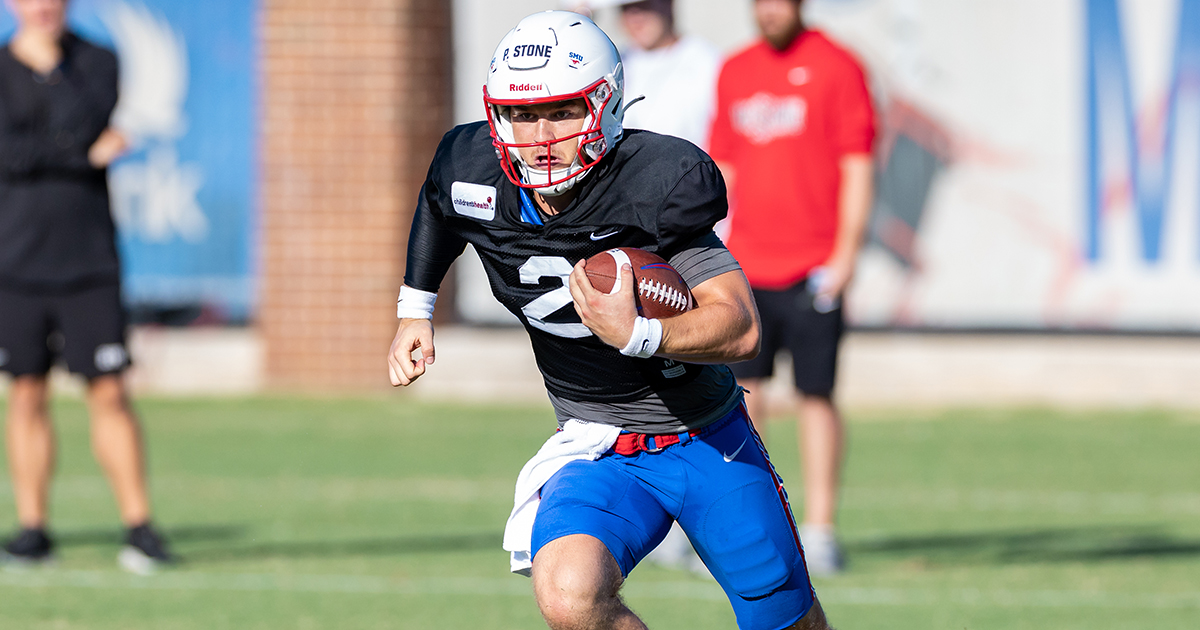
left=723, top=439, right=747, bottom=463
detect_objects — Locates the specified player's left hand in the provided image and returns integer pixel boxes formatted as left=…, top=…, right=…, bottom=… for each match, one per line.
left=568, top=259, right=638, bottom=349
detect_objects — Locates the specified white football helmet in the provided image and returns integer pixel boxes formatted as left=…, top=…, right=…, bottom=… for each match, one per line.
left=485, top=11, right=625, bottom=196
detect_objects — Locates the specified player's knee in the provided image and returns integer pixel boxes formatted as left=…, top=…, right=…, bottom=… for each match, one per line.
left=532, top=539, right=623, bottom=629
left=536, top=590, right=592, bottom=629
left=534, top=566, right=616, bottom=628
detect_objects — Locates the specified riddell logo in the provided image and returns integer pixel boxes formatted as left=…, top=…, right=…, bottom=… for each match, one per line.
left=510, top=83, right=543, bottom=92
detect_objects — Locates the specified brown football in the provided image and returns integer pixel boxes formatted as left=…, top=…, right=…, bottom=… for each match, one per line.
left=583, top=247, right=694, bottom=319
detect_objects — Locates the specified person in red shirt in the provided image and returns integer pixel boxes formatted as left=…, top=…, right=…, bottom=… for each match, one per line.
left=708, top=0, right=875, bottom=575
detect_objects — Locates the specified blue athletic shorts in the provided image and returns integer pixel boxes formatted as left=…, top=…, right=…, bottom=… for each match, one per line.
left=531, top=403, right=815, bottom=630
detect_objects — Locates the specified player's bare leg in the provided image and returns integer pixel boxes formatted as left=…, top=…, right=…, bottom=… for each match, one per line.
left=6, top=375, right=55, bottom=528
left=786, top=598, right=834, bottom=630
left=86, top=375, right=151, bottom=526
left=532, top=534, right=648, bottom=630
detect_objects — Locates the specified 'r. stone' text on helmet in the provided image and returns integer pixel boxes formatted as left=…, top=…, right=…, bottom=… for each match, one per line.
left=485, top=11, right=625, bottom=197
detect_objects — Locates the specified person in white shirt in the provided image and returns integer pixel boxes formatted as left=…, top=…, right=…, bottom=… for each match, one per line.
left=618, top=0, right=721, bottom=149
left=564, top=0, right=721, bottom=149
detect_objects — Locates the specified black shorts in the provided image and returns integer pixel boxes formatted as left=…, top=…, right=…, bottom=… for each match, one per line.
left=0, top=283, right=130, bottom=380
left=728, top=279, right=844, bottom=397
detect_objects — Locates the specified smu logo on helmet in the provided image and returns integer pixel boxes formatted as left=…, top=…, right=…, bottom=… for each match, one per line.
left=568, top=52, right=584, bottom=67
left=512, top=44, right=553, bottom=59
left=510, top=83, right=544, bottom=92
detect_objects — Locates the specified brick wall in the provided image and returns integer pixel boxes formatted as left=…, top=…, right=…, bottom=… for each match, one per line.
left=260, top=0, right=453, bottom=390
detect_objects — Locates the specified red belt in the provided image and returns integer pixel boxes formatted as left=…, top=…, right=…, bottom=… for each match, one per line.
left=612, top=429, right=703, bottom=456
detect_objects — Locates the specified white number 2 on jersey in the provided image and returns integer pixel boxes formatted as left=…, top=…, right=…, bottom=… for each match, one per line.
left=518, top=256, right=591, bottom=338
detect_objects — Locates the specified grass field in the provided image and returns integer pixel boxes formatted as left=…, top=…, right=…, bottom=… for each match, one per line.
left=0, top=396, right=1196, bottom=629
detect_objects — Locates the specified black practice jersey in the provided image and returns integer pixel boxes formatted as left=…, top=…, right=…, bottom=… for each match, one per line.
left=405, top=123, right=732, bottom=406
left=0, top=33, right=120, bottom=292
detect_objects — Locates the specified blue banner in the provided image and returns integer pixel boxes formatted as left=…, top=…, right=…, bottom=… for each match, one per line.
left=1, top=0, right=258, bottom=320
left=1085, top=0, right=1200, bottom=264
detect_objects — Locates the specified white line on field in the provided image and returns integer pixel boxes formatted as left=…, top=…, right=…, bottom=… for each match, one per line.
left=0, top=570, right=1196, bottom=609
left=4, top=479, right=1197, bottom=515
left=818, top=587, right=1200, bottom=609
left=840, top=488, right=1200, bottom=516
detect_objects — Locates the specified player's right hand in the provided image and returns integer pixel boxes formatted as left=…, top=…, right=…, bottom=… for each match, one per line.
left=388, top=319, right=435, bottom=386
left=568, top=259, right=638, bottom=350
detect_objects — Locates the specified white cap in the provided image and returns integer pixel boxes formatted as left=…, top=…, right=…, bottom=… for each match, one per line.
left=558, top=0, right=638, bottom=10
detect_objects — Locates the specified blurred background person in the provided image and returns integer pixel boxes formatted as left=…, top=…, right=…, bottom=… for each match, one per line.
left=616, top=0, right=720, bottom=149
left=708, top=0, right=875, bottom=575
left=0, top=0, right=172, bottom=572
left=564, top=0, right=720, bottom=150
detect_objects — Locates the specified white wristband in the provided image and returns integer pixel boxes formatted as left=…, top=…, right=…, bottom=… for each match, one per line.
left=619, top=316, right=663, bottom=359
left=396, top=286, right=437, bottom=320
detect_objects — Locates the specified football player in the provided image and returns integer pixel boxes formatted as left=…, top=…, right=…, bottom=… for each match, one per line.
left=388, top=11, right=830, bottom=630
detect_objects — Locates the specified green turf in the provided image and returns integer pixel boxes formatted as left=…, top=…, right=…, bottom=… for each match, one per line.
left=0, top=396, right=1196, bottom=629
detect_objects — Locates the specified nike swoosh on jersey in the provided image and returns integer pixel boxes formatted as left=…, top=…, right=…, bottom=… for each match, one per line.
left=723, top=439, right=747, bottom=463
left=590, top=229, right=620, bottom=240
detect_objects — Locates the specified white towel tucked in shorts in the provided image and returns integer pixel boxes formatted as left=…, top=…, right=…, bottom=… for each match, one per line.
left=502, top=419, right=622, bottom=576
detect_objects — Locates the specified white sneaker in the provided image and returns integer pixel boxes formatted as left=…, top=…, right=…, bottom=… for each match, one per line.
left=118, top=545, right=161, bottom=576
left=800, top=525, right=844, bottom=576
left=117, top=523, right=176, bottom=575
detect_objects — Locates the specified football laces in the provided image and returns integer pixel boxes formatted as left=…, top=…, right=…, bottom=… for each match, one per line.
left=638, top=279, right=686, bottom=312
